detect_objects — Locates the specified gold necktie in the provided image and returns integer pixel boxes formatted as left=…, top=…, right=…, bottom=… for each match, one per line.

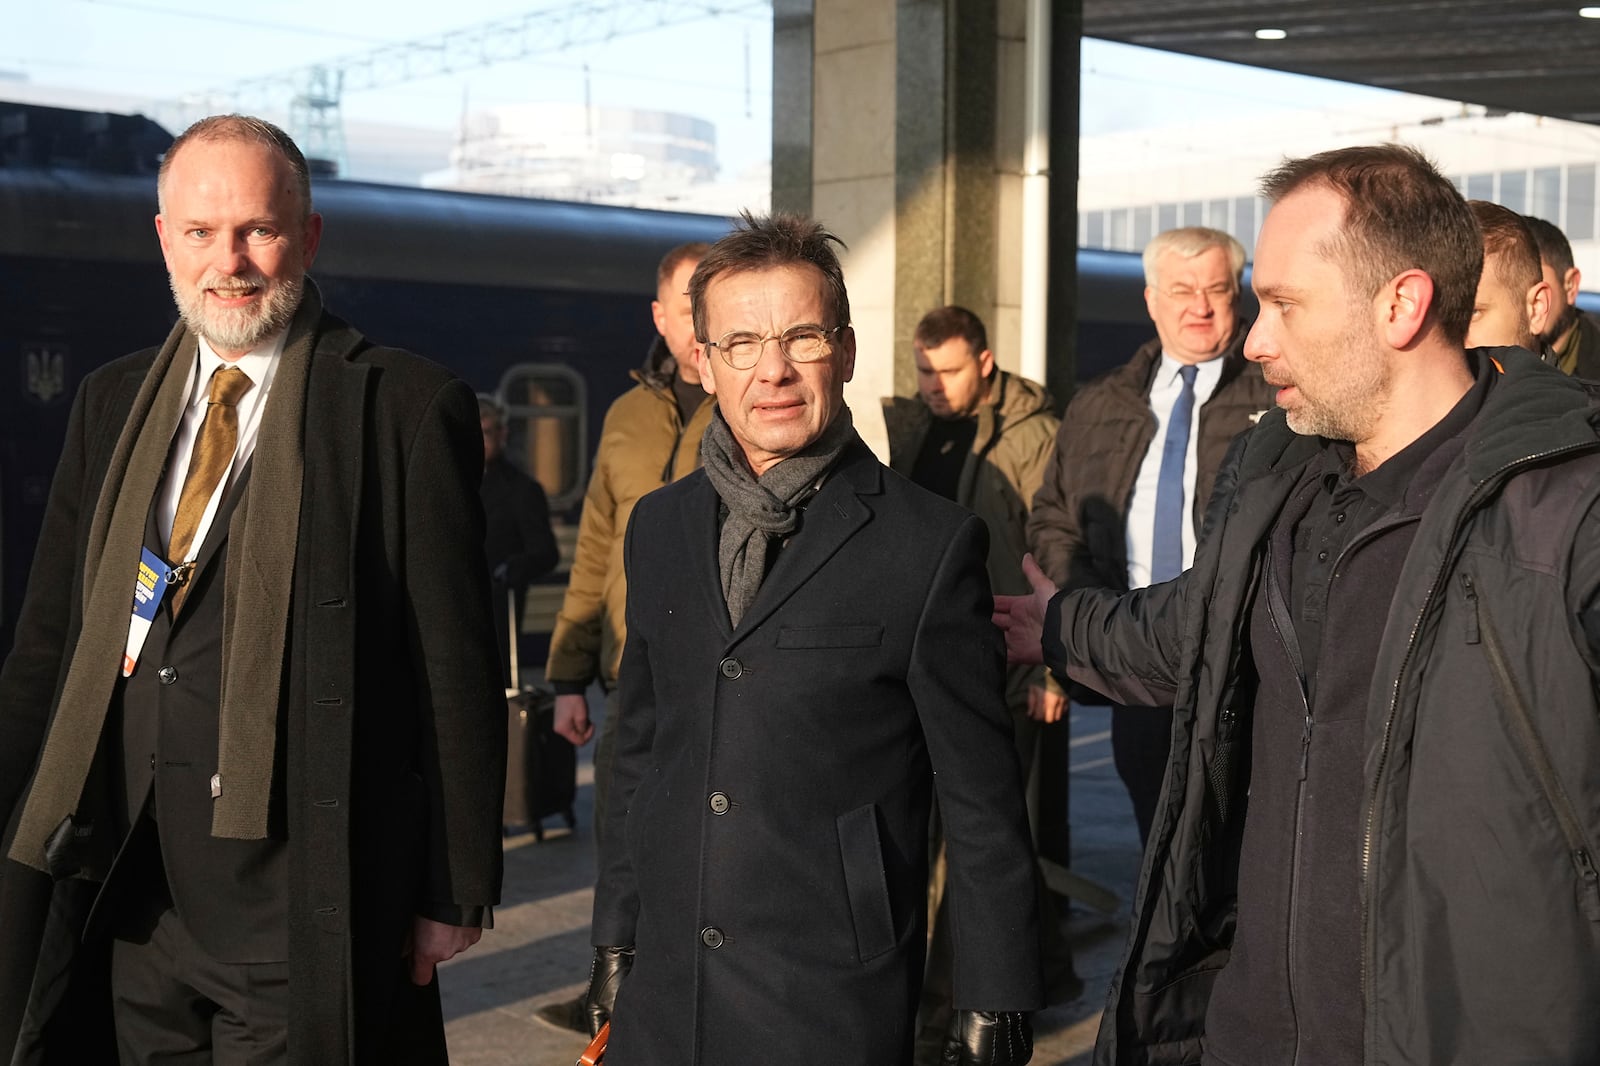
left=167, top=366, right=253, bottom=612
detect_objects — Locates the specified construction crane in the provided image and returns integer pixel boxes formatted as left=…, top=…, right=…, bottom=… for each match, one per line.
left=165, top=0, right=768, bottom=174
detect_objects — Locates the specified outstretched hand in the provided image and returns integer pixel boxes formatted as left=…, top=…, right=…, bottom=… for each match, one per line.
left=992, top=554, right=1058, bottom=667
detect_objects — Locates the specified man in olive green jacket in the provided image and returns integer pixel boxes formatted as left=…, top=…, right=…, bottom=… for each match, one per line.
left=882, top=306, right=1071, bottom=1063
left=548, top=242, right=713, bottom=799
left=538, top=242, right=714, bottom=1034
left=883, top=307, right=1060, bottom=726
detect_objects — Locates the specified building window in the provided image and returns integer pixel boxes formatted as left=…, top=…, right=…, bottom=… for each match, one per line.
left=1233, top=197, right=1257, bottom=250
left=1158, top=203, right=1178, bottom=232
left=1530, top=167, right=1562, bottom=224
left=1466, top=172, right=1494, bottom=201
left=1133, top=204, right=1154, bottom=250
left=1568, top=164, right=1596, bottom=242
left=1181, top=201, right=1203, bottom=226
left=1108, top=208, right=1131, bottom=250
left=1498, top=169, right=1527, bottom=214
left=1085, top=210, right=1106, bottom=248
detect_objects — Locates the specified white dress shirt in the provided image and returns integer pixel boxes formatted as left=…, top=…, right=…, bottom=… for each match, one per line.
left=156, top=330, right=287, bottom=562
left=1125, top=352, right=1224, bottom=590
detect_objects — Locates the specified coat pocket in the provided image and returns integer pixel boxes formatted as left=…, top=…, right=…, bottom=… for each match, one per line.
left=778, top=624, right=884, bottom=649
left=835, top=803, right=898, bottom=962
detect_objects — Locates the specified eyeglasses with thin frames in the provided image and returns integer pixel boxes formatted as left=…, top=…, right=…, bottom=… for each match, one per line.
left=705, top=324, right=848, bottom=370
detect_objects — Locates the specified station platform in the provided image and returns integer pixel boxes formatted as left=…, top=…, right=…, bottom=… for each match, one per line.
left=440, top=703, right=1143, bottom=1066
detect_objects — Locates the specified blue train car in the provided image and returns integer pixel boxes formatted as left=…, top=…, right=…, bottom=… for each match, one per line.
left=0, top=102, right=1162, bottom=660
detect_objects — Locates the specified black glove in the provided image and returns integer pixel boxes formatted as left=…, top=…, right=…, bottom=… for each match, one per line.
left=582, top=945, right=634, bottom=1037
left=940, top=1010, right=1033, bottom=1066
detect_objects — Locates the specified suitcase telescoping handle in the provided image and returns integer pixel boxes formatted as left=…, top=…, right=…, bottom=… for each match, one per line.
left=577, top=1021, right=609, bottom=1065
left=506, top=585, right=520, bottom=698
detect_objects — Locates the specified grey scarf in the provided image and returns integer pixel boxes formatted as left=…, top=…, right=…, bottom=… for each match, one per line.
left=700, top=405, right=855, bottom=627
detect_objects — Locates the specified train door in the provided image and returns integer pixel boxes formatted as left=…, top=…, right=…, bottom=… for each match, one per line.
left=495, top=362, right=588, bottom=668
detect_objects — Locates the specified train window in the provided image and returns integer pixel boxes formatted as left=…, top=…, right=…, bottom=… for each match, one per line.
left=496, top=364, right=588, bottom=513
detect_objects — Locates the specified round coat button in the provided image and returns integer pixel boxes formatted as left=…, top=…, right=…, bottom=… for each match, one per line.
left=700, top=926, right=725, bottom=949
left=709, top=792, right=730, bottom=815
left=718, top=657, right=742, bottom=679
left=157, top=666, right=178, bottom=685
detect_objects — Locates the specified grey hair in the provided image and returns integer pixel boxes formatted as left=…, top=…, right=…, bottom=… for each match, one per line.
left=1141, top=226, right=1246, bottom=288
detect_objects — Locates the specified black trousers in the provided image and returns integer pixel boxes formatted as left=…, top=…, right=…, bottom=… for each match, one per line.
left=106, top=820, right=289, bottom=1066
left=1111, top=703, right=1174, bottom=847
left=111, top=904, right=288, bottom=1066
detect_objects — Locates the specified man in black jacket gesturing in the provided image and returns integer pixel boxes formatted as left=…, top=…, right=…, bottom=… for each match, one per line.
left=998, top=144, right=1600, bottom=1066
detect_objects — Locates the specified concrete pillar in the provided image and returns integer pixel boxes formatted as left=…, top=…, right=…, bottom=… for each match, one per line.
left=774, top=0, right=1074, bottom=457
left=1045, top=0, right=1082, bottom=408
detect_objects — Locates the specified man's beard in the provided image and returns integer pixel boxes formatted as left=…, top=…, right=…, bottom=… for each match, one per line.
left=170, top=270, right=302, bottom=353
left=1279, top=321, right=1391, bottom=448
left=1539, top=301, right=1581, bottom=348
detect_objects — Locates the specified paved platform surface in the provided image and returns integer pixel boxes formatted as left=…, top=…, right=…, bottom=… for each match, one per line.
left=440, top=703, right=1144, bottom=1066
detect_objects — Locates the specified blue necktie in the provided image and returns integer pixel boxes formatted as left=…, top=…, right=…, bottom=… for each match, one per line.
left=1151, top=364, right=1198, bottom=584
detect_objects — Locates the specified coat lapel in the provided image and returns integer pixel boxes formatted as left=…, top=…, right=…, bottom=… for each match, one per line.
left=680, top=473, right=735, bottom=644
left=727, top=440, right=879, bottom=644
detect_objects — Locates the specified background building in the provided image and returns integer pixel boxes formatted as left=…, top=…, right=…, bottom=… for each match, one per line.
left=423, top=102, right=765, bottom=212
left=1078, top=96, right=1600, bottom=278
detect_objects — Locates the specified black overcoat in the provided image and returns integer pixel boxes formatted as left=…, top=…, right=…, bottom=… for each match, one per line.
left=0, top=295, right=506, bottom=1064
left=592, top=437, right=1042, bottom=1066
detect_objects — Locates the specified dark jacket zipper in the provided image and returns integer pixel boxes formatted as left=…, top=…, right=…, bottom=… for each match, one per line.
left=1358, top=439, right=1600, bottom=1046
left=1262, top=555, right=1309, bottom=1065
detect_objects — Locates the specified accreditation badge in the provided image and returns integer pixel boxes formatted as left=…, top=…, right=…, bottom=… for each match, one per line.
left=123, top=547, right=170, bottom=677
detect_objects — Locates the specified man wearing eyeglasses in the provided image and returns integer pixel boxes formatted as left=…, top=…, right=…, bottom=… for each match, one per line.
left=1027, top=227, right=1273, bottom=846
left=583, top=213, right=1042, bottom=1066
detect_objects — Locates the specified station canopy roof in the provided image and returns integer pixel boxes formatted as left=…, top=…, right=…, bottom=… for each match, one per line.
left=1085, top=1, right=1600, bottom=125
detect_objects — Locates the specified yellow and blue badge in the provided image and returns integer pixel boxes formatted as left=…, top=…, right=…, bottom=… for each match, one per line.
left=122, top=547, right=169, bottom=677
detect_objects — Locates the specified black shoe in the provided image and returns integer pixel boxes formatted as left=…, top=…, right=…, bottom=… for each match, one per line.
left=533, top=994, right=589, bottom=1034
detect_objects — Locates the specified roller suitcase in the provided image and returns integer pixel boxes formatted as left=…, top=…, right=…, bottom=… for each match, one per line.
left=510, top=686, right=577, bottom=840
left=500, top=589, right=577, bottom=840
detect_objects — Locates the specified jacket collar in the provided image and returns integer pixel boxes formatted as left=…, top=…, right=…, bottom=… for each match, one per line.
left=880, top=368, right=1054, bottom=477
left=632, top=335, right=679, bottom=392
left=1461, top=345, right=1600, bottom=482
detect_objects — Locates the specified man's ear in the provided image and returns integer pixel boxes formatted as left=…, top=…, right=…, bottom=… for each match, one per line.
left=301, top=212, right=323, bottom=269
left=650, top=299, right=667, bottom=338
left=155, top=213, right=173, bottom=271
left=1528, top=279, right=1554, bottom=341
left=1565, top=266, right=1583, bottom=307
left=699, top=344, right=718, bottom=396
left=978, top=348, right=996, bottom=379
left=1380, top=268, right=1434, bottom=349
